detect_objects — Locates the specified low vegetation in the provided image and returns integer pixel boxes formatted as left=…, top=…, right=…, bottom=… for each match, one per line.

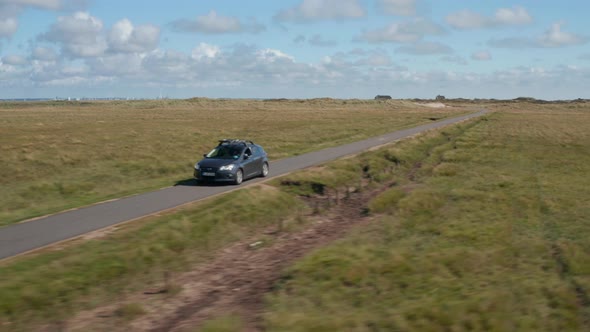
left=264, top=104, right=590, bottom=331
left=0, top=98, right=466, bottom=225
left=199, top=316, right=243, bottom=332
left=2, top=100, right=588, bottom=331
left=0, top=185, right=305, bottom=330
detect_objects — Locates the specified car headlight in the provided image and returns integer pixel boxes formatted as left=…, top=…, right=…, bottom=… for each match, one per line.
left=194, top=163, right=200, bottom=170
left=219, top=164, right=235, bottom=171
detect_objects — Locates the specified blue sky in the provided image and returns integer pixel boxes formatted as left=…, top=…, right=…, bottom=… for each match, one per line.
left=0, top=0, right=589, bottom=99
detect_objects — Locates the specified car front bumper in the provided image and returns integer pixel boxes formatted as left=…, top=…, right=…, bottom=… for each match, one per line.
left=194, top=169, right=236, bottom=182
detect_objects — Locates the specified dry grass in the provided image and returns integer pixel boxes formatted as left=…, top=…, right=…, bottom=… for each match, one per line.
left=0, top=98, right=467, bottom=226
left=2, top=100, right=589, bottom=331
left=264, top=102, right=590, bottom=331
left=0, top=185, right=304, bottom=331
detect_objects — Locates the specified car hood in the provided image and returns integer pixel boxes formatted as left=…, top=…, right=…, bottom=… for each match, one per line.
left=198, top=158, right=237, bottom=168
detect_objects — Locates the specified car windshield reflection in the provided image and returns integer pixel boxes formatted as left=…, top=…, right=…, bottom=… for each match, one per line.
left=206, top=146, right=242, bottom=160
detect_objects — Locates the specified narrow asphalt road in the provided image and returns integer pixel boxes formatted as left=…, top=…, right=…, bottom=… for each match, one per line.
left=0, top=110, right=488, bottom=260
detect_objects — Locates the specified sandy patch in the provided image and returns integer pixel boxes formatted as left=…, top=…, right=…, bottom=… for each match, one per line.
left=416, top=102, right=447, bottom=108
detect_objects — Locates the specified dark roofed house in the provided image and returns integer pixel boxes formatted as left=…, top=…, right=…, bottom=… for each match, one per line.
left=375, top=95, right=392, bottom=100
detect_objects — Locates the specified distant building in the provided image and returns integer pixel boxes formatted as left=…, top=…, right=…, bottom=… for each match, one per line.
left=436, top=95, right=446, bottom=101
left=375, top=95, right=392, bottom=100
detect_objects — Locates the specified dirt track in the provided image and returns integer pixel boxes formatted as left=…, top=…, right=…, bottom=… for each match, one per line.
left=65, top=184, right=383, bottom=331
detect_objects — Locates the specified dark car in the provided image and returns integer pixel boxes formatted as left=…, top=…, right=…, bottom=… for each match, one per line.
left=194, top=139, right=269, bottom=185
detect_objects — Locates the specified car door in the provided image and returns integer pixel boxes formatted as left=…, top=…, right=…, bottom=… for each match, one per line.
left=241, top=147, right=258, bottom=178
left=249, top=146, right=264, bottom=175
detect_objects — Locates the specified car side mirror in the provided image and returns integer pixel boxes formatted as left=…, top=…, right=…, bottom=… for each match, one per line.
left=203, top=154, right=207, bottom=158
left=243, top=154, right=250, bottom=160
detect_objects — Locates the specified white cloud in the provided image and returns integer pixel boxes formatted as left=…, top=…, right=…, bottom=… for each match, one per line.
left=539, top=22, right=586, bottom=47
left=446, top=10, right=487, bottom=29
left=31, top=46, right=58, bottom=61
left=441, top=55, right=467, bottom=65
left=138, top=50, right=198, bottom=86
left=1, top=0, right=87, bottom=12
left=483, top=66, right=590, bottom=95
left=87, top=53, right=143, bottom=76
left=191, top=42, right=220, bottom=60
left=194, top=10, right=238, bottom=32
left=274, top=0, right=366, bottom=22
left=41, top=11, right=107, bottom=57
left=358, top=24, right=419, bottom=43
left=293, top=35, right=306, bottom=44
left=0, top=3, right=21, bottom=20
left=0, top=0, right=86, bottom=38
left=256, top=49, right=295, bottom=62
left=170, top=10, right=265, bottom=34
left=489, top=22, right=588, bottom=49
left=40, top=13, right=162, bottom=58
left=4, top=31, right=590, bottom=100
left=143, top=50, right=191, bottom=75
left=125, top=45, right=309, bottom=89
left=396, top=41, right=452, bottom=55
left=108, top=19, right=160, bottom=53
left=0, top=62, right=31, bottom=84
left=2, top=54, right=27, bottom=65
left=376, top=0, right=417, bottom=16
left=27, top=59, right=94, bottom=86
left=61, top=63, right=87, bottom=76
left=309, top=34, right=337, bottom=47
left=357, top=18, right=445, bottom=43
left=322, top=49, right=394, bottom=69
left=471, top=51, right=492, bottom=61
left=446, top=6, right=532, bottom=29
left=347, top=48, right=367, bottom=56
left=320, top=55, right=341, bottom=66
left=495, top=6, right=533, bottom=25
left=354, top=50, right=393, bottom=67
left=0, top=17, right=18, bottom=37
left=1, top=0, right=61, bottom=10
left=488, top=37, right=534, bottom=49
left=62, top=39, right=106, bottom=58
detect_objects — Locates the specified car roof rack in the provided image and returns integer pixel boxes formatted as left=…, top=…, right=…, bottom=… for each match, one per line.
left=217, top=139, right=254, bottom=147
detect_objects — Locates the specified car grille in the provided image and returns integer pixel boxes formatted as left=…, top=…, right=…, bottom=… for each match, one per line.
left=199, top=167, right=218, bottom=179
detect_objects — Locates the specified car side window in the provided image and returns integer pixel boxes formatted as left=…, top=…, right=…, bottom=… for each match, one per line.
left=244, top=147, right=252, bottom=157
left=227, top=147, right=240, bottom=159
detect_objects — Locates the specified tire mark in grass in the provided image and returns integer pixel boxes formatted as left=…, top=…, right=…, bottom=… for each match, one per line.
left=523, top=132, right=590, bottom=329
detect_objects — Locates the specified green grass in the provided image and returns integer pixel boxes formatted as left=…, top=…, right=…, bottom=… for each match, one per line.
left=198, top=315, right=243, bottom=332
left=264, top=105, right=590, bottom=331
left=4, top=100, right=587, bottom=331
left=0, top=185, right=305, bottom=331
left=0, top=98, right=467, bottom=226
left=114, top=303, right=146, bottom=321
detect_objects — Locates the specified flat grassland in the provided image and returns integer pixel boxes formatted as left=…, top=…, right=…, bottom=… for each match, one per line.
left=265, top=102, right=590, bottom=331
left=1, top=100, right=589, bottom=331
left=0, top=98, right=465, bottom=226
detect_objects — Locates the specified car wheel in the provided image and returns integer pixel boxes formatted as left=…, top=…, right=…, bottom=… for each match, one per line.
left=261, top=162, right=269, bottom=177
left=234, top=169, right=243, bottom=185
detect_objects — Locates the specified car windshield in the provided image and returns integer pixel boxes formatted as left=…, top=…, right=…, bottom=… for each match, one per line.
left=205, top=145, right=242, bottom=160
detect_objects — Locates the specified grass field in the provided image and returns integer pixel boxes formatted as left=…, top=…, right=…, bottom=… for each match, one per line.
left=0, top=185, right=306, bottom=331
left=263, top=102, right=590, bottom=331
left=2, top=100, right=588, bottom=331
left=0, top=98, right=466, bottom=226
